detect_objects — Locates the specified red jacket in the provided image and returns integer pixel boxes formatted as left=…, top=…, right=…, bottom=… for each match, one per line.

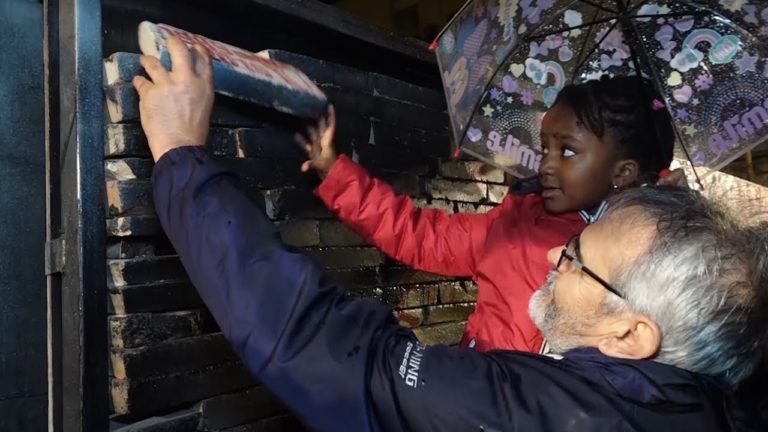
left=316, top=155, right=587, bottom=352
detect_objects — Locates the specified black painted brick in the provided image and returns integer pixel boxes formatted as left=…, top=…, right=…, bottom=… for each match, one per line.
left=111, top=333, right=237, bottom=380
left=109, top=310, right=217, bottom=349
left=109, top=281, right=203, bottom=315
left=107, top=256, right=188, bottom=289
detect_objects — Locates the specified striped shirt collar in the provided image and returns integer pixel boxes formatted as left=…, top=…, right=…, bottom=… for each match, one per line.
left=578, top=200, right=608, bottom=224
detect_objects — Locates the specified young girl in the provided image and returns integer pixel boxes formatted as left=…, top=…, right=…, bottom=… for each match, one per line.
left=297, top=75, right=676, bottom=353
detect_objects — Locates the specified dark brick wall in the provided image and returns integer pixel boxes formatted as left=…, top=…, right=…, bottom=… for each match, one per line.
left=722, top=142, right=768, bottom=187
left=105, top=36, right=509, bottom=432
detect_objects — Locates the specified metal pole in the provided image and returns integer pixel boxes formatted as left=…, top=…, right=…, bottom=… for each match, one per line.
left=45, top=0, right=108, bottom=430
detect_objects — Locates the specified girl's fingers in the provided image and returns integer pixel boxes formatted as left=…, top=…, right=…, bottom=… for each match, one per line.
left=307, top=125, right=319, bottom=144
left=317, top=116, right=327, bottom=137
left=295, top=132, right=309, bottom=147
left=321, top=105, right=336, bottom=149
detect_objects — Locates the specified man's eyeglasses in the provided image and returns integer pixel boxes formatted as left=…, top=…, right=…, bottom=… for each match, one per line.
left=556, top=235, right=624, bottom=299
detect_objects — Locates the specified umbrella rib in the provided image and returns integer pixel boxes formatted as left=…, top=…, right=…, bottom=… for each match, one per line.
left=527, top=16, right=618, bottom=41
left=570, top=6, right=604, bottom=84
left=569, top=19, right=620, bottom=82
left=577, top=0, right=616, bottom=14
left=625, top=0, right=652, bottom=15
left=622, top=8, right=705, bottom=189
left=633, top=11, right=710, bottom=20
left=430, top=0, right=474, bottom=50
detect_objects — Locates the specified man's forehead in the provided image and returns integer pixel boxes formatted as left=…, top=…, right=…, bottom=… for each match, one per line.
left=581, top=207, right=655, bottom=274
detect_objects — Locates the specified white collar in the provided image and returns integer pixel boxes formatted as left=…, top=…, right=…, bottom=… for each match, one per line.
left=579, top=200, right=608, bottom=224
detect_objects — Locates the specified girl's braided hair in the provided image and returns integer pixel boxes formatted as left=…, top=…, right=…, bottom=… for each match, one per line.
left=553, top=75, right=675, bottom=184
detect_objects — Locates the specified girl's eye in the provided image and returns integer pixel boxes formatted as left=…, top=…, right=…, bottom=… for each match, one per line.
left=563, top=148, right=576, bottom=157
left=541, top=147, right=549, bottom=155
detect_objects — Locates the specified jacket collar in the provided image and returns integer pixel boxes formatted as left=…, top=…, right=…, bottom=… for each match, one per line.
left=561, top=348, right=725, bottom=407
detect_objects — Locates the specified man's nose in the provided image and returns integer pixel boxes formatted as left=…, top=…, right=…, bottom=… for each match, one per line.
left=547, top=246, right=562, bottom=267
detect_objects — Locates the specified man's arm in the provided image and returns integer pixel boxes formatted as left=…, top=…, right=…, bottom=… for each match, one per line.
left=135, top=38, right=535, bottom=432
left=153, top=146, right=394, bottom=430
left=152, top=146, right=534, bottom=432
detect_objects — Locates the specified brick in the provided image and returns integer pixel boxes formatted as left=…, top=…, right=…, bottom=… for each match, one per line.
left=217, top=157, right=307, bottom=190
left=107, top=180, right=154, bottom=217
left=319, top=221, right=366, bottom=246
left=233, top=127, right=305, bottom=159
left=326, top=268, right=380, bottom=289
left=383, top=284, right=439, bottom=309
left=105, top=125, right=235, bottom=159
left=111, top=362, right=256, bottom=419
left=109, top=281, right=203, bottom=315
left=261, top=188, right=332, bottom=220
left=439, top=161, right=505, bottom=183
left=427, top=179, right=487, bottom=203
left=477, top=204, right=497, bottom=214
left=107, top=240, right=156, bottom=259
left=304, top=247, right=384, bottom=269
left=107, top=256, right=188, bottom=289
left=439, top=281, right=478, bottom=304
left=110, top=407, right=201, bottom=432
left=110, top=310, right=217, bottom=349
left=412, top=197, right=455, bottom=213
left=107, top=216, right=162, bottom=238
left=354, top=143, right=435, bottom=173
left=365, top=118, right=448, bottom=159
left=488, top=184, right=509, bottom=204
left=456, top=202, right=478, bottom=213
left=324, top=87, right=448, bottom=134
left=207, top=128, right=239, bottom=157
left=197, top=387, right=288, bottom=430
left=265, top=50, right=446, bottom=110
left=383, top=172, right=422, bottom=197
left=412, top=321, right=467, bottom=346
left=106, top=124, right=151, bottom=158
left=395, top=308, right=425, bottom=328
left=105, top=82, right=272, bottom=128
left=425, top=304, right=474, bottom=325
left=105, top=83, right=141, bottom=124
left=111, top=334, right=237, bottom=380
left=104, top=52, right=143, bottom=85
left=106, top=158, right=155, bottom=181
left=276, top=219, right=320, bottom=247
left=380, top=267, right=453, bottom=285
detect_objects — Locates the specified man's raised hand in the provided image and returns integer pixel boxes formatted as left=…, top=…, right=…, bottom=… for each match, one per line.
left=133, top=37, right=214, bottom=162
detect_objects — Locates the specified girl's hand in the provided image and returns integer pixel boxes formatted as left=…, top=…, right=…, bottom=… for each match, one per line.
left=296, top=105, right=337, bottom=179
left=656, top=168, right=689, bottom=188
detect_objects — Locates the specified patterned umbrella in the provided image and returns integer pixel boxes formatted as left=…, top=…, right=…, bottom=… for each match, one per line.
left=433, top=0, right=768, bottom=179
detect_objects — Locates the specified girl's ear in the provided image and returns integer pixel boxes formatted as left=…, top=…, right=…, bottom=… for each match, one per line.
left=613, top=159, right=639, bottom=189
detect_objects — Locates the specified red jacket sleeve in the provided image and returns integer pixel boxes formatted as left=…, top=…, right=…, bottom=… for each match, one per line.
left=316, top=155, right=505, bottom=277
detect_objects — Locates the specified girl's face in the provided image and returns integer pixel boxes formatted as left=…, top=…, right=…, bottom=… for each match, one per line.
left=538, top=103, right=627, bottom=214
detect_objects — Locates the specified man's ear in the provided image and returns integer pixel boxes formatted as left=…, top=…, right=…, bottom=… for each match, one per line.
left=613, top=159, right=640, bottom=189
left=597, top=314, right=660, bottom=360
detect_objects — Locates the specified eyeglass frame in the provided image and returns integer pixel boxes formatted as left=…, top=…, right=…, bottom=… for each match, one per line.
left=556, top=235, right=624, bottom=299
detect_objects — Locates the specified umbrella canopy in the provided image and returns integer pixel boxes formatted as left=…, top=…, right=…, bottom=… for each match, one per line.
left=434, top=0, right=768, bottom=178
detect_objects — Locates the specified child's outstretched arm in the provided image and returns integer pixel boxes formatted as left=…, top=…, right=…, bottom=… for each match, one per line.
left=297, top=107, right=505, bottom=277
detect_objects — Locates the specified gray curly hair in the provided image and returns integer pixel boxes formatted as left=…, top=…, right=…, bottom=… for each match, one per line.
left=605, top=186, right=768, bottom=388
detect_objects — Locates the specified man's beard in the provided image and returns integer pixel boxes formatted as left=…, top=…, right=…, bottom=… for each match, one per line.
left=529, top=270, right=594, bottom=354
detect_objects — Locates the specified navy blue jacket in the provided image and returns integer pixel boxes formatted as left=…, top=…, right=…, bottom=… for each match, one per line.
left=152, top=147, right=756, bottom=432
